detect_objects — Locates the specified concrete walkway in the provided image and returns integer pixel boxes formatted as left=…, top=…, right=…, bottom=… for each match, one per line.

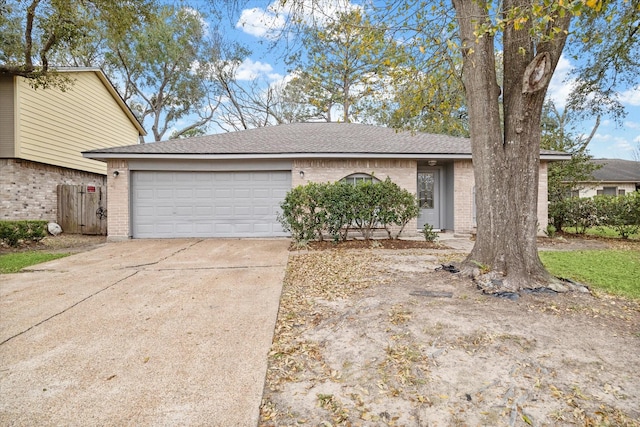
left=0, top=239, right=289, bottom=426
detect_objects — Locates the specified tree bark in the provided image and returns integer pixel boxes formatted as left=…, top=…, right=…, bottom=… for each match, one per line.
left=452, top=0, right=571, bottom=290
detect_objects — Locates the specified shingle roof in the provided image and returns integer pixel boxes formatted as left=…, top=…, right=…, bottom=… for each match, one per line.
left=83, top=122, right=567, bottom=159
left=590, top=158, right=640, bottom=182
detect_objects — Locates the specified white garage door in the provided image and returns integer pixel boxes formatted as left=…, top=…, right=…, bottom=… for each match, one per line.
left=131, top=171, right=291, bottom=238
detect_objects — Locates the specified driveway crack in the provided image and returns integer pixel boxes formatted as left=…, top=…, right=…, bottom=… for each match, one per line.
left=124, top=239, right=204, bottom=269
left=0, top=271, right=140, bottom=347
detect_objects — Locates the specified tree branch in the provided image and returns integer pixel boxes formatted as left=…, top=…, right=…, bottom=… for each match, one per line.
left=24, top=0, right=41, bottom=72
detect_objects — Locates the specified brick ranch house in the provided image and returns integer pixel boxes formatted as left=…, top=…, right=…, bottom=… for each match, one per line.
left=84, top=122, right=569, bottom=240
left=572, top=158, right=640, bottom=198
left=0, top=67, right=145, bottom=223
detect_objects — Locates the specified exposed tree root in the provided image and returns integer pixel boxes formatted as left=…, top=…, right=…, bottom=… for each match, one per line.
left=457, top=263, right=591, bottom=301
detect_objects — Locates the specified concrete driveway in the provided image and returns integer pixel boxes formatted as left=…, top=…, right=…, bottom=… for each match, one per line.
left=0, top=239, right=290, bottom=426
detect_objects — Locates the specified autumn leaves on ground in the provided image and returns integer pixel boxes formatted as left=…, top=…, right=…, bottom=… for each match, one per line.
left=260, top=247, right=640, bottom=426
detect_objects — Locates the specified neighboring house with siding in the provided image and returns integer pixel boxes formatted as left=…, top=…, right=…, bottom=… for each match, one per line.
left=83, top=122, right=569, bottom=241
left=574, top=158, right=640, bottom=198
left=0, top=67, right=145, bottom=222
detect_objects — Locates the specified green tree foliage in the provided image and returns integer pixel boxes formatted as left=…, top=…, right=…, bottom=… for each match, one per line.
left=541, top=101, right=601, bottom=204
left=105, top=5, right=241, bottom=141
left=376, top=58, right=468, bottom=136
left=0, top=0, right=153, bottom=82
left=287, top=8, right=406, bottom=122
left=565, top=0, right=640, bottom=121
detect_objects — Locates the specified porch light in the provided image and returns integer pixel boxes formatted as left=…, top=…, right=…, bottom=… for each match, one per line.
left=427, top=160, right=437, bottom=166
left=113, top=170, right=120, bottom=178
left=299, top=170, right=305, bottom=178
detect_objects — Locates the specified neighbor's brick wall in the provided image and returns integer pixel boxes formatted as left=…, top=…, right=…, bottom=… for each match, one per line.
left=453, top=160, right=476, bottom=234
left=106, top=160, right=130, bottom=241
left=292, top=159, right=419, bottom=236
left=0, top=158, right=106, bottom=222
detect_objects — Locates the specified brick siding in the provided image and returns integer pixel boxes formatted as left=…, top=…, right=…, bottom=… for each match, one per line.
left=453, top=160, right=550, bottom=236
left=106, top=160, right=130, bottom=241
left=453, top=160, right=476, bottom=234
left=0, top=158, right=106, bottom=222
left=537, top=162, right=549, bottom=234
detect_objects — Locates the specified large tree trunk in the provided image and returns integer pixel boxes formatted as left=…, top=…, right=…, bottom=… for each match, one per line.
left=452, top=0, right=570, bottom=290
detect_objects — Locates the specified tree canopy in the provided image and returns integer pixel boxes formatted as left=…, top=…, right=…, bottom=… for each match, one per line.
left=286, top=8, right=406, bottom=122
left=105, top=5, right=234, bottom=142
left=0, top=0, right=154, bottom=81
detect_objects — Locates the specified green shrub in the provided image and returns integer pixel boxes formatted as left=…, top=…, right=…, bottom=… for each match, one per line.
left=594, top=193, right=640, bottom=239
left=545, top=223, right=557, bottom=238
left=420, top=223, right=438, bottom=242
left=0, top=220, right=48, bottom=247
left=377, top=178, right=420, bottom=240
left=277, top=185, right=319, bottom=242
left=278, top=178, right=420, bottom=243
left=549, top=192, right=640, bottom=239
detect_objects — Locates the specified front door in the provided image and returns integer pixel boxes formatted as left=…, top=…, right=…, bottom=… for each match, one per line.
left=417, top=170, right=440, bottom=229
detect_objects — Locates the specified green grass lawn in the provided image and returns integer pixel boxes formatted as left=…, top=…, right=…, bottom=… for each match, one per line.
left=0, top=252, right=70, bottom=274
left=540, top=250, right=640, bottom=299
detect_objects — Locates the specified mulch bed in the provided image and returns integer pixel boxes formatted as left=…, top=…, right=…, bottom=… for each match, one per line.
left=292, top=239, right=443, bottom=251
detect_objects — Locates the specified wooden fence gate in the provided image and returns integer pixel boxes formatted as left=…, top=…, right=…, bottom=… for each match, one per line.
left=57, top=185, right=108, bottom=235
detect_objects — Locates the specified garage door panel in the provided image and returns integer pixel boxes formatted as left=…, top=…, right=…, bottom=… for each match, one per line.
left=132, top=171, right=290, bottom=238
left=195, top=206, right=213, bottom=215
left=215, top=206, right=232, bottom=216
left=195, top=189, right=212, bottom=198
left=234, top=189, right=251, bottom=198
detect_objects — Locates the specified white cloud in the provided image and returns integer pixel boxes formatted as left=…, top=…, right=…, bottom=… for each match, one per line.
left=617, top=86, right=640, bottom=107
left=634, top=135, right=640, bottom=143
left=235, top=58, right=283, bottom=81
left=235, top=6, right=286, bottom=39
left=547, top=55, right=577, bottom=108
left=624, top=121, right=640, bottom=130
left=590, top=132, right=636, bottom=157
left=236, top=0, right=360, bottom=39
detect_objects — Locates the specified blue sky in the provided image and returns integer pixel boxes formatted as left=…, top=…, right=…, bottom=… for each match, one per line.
left=204, top=0, right=640, bottom=160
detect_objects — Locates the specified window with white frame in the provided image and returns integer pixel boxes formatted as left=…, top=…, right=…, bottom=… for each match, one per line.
left=340, top=173, right=380, bottom=185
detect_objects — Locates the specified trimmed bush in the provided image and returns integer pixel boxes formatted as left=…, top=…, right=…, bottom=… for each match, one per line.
left=594, top=193, right=640, bottom=239
left=0, top=220, right=48, bottom=247
left=278, top=178, right=419, bottom=242
left=549, top=192, right=640, bottom=238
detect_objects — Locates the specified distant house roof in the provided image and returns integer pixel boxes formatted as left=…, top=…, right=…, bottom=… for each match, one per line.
left=590, top=158, right=640, bottom=182
left=84, top=122, right=569, bottom=161
left=56, top=67, right=146, bottom=136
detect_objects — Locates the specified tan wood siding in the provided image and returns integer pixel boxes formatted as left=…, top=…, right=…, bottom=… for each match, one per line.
left=0, top=75, right=15, bottom=157
left=15, top=72, right=140, bottom=174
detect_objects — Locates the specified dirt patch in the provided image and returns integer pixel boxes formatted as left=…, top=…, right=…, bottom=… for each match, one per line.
left=260, top=249, right=640, bottom=426
left=0, top=234, right=107, bottom=255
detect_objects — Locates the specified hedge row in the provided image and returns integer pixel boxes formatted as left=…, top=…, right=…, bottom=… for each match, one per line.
left=0, top=220, right=48, bottom=247
left=549, top=192, right=640, bottom=238
left=278, top=178, right=419, bottom=242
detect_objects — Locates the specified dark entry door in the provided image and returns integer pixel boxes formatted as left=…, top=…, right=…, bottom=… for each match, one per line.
left=417, top=170, right=440, bottom=229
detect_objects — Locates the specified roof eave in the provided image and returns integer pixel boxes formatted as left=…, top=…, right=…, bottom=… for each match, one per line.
left=541, top=154, right=572, bottom=161
left=83, top=152, right=475, bottom=161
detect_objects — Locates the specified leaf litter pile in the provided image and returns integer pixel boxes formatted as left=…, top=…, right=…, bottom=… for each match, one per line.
left=260, top=248, right=640, bottom=426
